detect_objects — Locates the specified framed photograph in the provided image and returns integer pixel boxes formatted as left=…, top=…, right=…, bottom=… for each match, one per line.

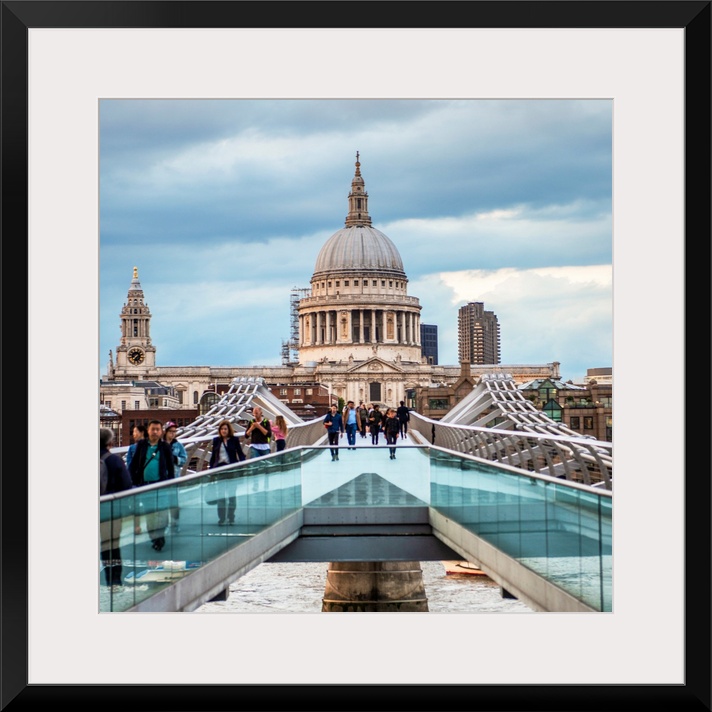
left=3, top=1, right=709, bottom=709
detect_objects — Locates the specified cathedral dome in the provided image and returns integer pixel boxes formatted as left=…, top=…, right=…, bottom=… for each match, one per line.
left=298, top=154, right=423, bottom=372
left=312, top=225, right=405, bottom=278
left=311, top=153, right=406, bottom=280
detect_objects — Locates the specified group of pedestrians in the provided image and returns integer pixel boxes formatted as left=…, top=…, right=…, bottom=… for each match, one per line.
left=99, top=418, right=187, bottom=588
left=101, top=402, right=413, bottom=587
left=323, top=400, right=412, bottom=461
left=207, top=408, right=292, bottom=525
left=100, top=409, right=294, bottom=588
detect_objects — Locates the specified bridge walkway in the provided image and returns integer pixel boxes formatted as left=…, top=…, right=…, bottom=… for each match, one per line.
left=101, top=433, right=611, bottom=614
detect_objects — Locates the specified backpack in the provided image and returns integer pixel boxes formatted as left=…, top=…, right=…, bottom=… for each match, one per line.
left=100, top=451, right=111, bottom=495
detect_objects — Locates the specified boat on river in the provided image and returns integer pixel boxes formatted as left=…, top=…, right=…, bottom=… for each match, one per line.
left=442, top=560, right=487, bottom=576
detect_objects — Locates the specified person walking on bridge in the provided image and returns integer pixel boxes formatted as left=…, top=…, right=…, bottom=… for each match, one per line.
left=163, top=421, right=187, bottom=533
left=271, top=415, right=289, bottom=452
left=396, top=401, right=410, bottom=439
left=323, top=403, right=344, bottom=461
left=384, top=408, right=401, bottom=459
left=125, top=423, right=147, bottom=469
left=128, top=419, right=175, bottom=552
left=100, top=428, right=134, bottom=588
left=368, top=404, right=383, bottom=445
left=342, top=400, right=360, bottom=450
left=209, top=419, right=246, bottom=526
left=358, top=402, right=369, bottom=438
left=244, top=406, right=272, bottom=458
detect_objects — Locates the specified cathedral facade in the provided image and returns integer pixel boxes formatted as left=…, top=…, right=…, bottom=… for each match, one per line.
left=101, top=156, right=559, bottom=415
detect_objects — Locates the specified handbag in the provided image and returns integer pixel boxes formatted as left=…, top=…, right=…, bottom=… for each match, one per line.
left=204, top=474, right=220, bottom=506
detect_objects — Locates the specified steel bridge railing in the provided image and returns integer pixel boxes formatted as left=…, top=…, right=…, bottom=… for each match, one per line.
left=409, top=412, right=612, bottom=490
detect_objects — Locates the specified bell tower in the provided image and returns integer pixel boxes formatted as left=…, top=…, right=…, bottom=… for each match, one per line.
left=115, top=266, right=156, bottom=374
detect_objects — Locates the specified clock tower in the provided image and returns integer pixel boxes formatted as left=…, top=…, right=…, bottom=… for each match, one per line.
left=115, top=266, right=156, bottom=374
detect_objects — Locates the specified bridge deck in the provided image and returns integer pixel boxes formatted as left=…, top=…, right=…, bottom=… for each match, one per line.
left=101, top=434, right=611, bottom=614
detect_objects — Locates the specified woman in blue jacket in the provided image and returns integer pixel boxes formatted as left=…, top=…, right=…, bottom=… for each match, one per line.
left=208, top=419, right=246, bottom=526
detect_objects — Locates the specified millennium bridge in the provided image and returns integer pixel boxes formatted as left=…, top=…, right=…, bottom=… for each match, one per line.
left=100, top=374, right=612, bottom=613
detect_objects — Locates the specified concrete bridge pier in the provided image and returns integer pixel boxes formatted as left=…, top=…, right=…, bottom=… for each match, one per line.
left=321, top=561, right=429, bottom=612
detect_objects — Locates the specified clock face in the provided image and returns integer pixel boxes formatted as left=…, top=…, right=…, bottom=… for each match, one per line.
left=128, top=347, right=145, bottom=365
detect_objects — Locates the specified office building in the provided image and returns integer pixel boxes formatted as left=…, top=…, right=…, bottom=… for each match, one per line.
left=420, top=324, right=438, bottom=365
left=457, top=302, right=501, bottom=365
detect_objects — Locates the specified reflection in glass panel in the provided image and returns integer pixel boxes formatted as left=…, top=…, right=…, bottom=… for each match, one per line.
left=429, top=448, right=612, bottom=611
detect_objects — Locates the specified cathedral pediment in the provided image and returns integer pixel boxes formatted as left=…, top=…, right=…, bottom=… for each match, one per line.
left=347, top=357, right=404, bottom=375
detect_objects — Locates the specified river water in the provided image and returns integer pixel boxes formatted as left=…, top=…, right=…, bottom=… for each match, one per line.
left=194, top=560, right=534, bottom=614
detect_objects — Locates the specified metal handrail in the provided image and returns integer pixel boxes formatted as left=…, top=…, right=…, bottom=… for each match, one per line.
left=409, top=411, right=612, bottom=490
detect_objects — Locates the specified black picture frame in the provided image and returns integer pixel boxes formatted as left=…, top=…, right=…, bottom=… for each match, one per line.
left=2, top=2, right=709, bottom=710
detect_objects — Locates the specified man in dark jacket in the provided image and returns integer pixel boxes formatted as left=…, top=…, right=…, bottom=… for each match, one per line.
left=323, top=404, right=344, bottom=461
left=128, top=419, right=175, bottom=551
left=396, top=401, right=411, bottom=439
left=100, top=428, right=134, bottom=587
left=244, top=406, right=272, bottom=459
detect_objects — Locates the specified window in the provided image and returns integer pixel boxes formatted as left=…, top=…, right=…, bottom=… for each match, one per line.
left=570, top=417, right=580, bottom=429
left=306, top=388, right=313, bottom=395
left=389, top=281, right=393, bottom=287
left=193, top=391, right=199, bottom=404
left=105, top=400, right=111, bottom=409
left=328, top=282, right=331, bottom=288
left=429, top=398, right=450, bottom=410
left=354, top=280, right=359, bottom=286
left=294, top=388, right=301, bottom=395
left=292, top=399, right=303, bottom=404
left=344, top=280, right=349, bottom=286
left=372, top=280, right=377, bottom=286
left=134, top=401, right=140, bottom=410
left=280, top=388, right=288, bottom=396
left=335, top=281, right=340, bottom=287
left=584, top=417, right=594, bottom=430
left=121, top=400, right=126, bottom=410
left=178, top=391, right=183, bottom=404
left=381, top=280, right=385, bottom=287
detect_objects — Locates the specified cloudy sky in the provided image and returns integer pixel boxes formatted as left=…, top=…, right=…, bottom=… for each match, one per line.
left=99, top=99, right=612, bottom=383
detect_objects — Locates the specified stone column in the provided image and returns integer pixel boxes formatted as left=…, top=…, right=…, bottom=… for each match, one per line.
left=322, top=561, right=429, bottom=612
left=359, top=309, right=365, bottom=343
left=371, top=309, right=376, bottom=342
